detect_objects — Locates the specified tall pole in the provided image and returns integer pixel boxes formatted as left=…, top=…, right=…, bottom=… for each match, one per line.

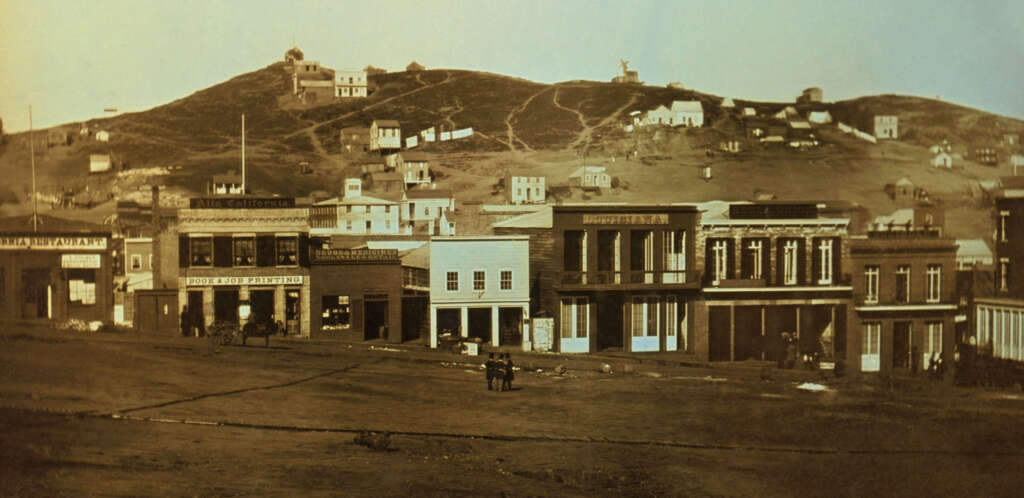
left=241, top=113, right=246, bottom=194
left=29, top=105, right=37, bottom=232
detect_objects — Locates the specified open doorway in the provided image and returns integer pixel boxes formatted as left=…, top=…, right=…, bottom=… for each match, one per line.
left=596, top=294, right=624, bottom=351
left=436, top=308, right=461, bottom=338
left=214, top=289, right=239, bottom=326
left=285, top=289, right=301, bottom=336
left=364, top=299, right=388, bottom=340
left=893, top=321, right=911, bottom=369
left=187, top=290, right=205, bottom=335
left=21, top=268, right=50, bottom=319
left=250, top=289, right=275, bottom=324
left=468, top=308, right=492, bottom=342
left=734, top=306, right=763, bottom=361
left=498, top=307, right=523, bottom=346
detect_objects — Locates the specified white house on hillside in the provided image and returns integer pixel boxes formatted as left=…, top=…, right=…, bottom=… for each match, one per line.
left=335, top=69, right=368, bottom=98
left=569, top=166, right=611, bottom=188
left=95, top=130, right=110, bottom=142
left=642, top=105, right=673, bottom=126
left=874, top=115, right=899, bottom=139
left=310, top=178, right=402, bottom=235
left=670, top=100, right=704, bottom=127
left=932, top=152, right=953, bottom=168
left=506, top=174, right=546, bottom=204
left=370, top=120, right=401, bottom=152
left=89, top=154, right=111, bottom=173
left=397, top=151, right=431, bottom=186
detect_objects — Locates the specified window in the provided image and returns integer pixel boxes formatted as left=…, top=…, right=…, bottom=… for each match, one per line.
left=926, top=264, right=941, bottom=303
left=276, top=237, right=298, bottom=266
left=500, top=270, right=512, bottom=290
left=446, top=271, right=459, bottom=291
left=712, top=239, right=728, bottom=285
left=925, top=322, right=943, bottom=368
left=365, top=220, right=372, bottom=232
left=663, top=229, right=686, bottom=283
left=346, top=220, right=353, bottom=231
left=783, top=240, right=799, bottom=285
left=233, top=237, right=255, bottom=266
left=862, top=322, right=881, bottom=372
left=1000, top=210, right=1009, bottom=242
left=864, top=265, right=879, bottom=304
left=1000, top=258, right=1010, bottom=292
left=560, top=297, right=589, bottom=339
left=424, top=207, right=430, bottom=216
left=149, top=254, right=153, bottom=270
left=67, top=269, right=97, bottom=306
left=130, top=254, right=142, bottom=271
left=741, top=239, right=764, bottom=280
left=322, top=295, right=350, bottom=330
left=190, top=237, right=212, bottom=266
left=817, top=238, right=833, bottom=284
left=631, top=297, right=659, bottom=337
left=473, top=270, right=486, bottom=291
left=895, top=266, right=910, bottom=303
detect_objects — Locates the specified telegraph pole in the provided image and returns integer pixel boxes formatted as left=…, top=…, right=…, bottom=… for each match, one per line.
left=29, top=105, right=38, bottom=232
left=241, top=114, right=246, bottom=194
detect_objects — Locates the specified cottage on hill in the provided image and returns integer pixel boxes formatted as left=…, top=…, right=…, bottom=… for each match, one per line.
left=95, top=130, right=110, bottom=142
left=89, top=154, right=111, bottom=173
left=670, top=101, right=704, bottom=127
left=335, top=69, right=368, bottom=98
left=932, top=152, right=953, bottom=168
left=642, top=105, right=673, bottom=126
left=340, top=127, right=371, bottom=154
left=874, top=115, right=898, bottom=139
left=569, top=166, right=611, bottom=189
left=406, top=61, right=425, bottom=72
left=398, top=151, right=431, bottom=187
left=370, top=120, right=401, bottom=152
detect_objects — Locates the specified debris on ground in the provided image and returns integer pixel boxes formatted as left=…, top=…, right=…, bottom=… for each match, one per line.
left=672, top=375, right=728, bottom=382
left=554, top=364, right=567, bottom=375
left=600, top=363, right=612, bottom=374
left=796, top=382, right=831, bottom=392
left=641, top=372, right=662, bottom=378
left=353, top=431, right=391, bottom=451
left=368, top=346, right=403, bottom=353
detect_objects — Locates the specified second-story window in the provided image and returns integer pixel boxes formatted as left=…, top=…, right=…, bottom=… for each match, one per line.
left=741, top=239, right=764, bottom=280
left=783, top=240, right=799, bottom=285
left=190, top=237, right=212, bottom=267
left=500, top=270, right=513, bottom=290
left=233, top=237, right=255, bottom=267
left=473, top=270, right=486, bottom=291
left=276, top=237, right=298, bottom=266
left=926, top=264, right=941, bottom=303
left=895, top=265, right=911, bottom=303
left=1000, top=210, right=1009, bottom=242
left=817, top=239, right=834, bottom=285
left=865, top=265, right=879, bottom=304
left=712, top=239, right=729, bottom=285
left=999, top=258, right=1009, bottom=292
left=446, top=271, right=459, bottom=291
left=663, top=229, right=686, bottom=283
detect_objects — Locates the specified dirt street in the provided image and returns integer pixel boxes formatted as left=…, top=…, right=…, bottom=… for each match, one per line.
left=2, top=324, right=1023, bottom=496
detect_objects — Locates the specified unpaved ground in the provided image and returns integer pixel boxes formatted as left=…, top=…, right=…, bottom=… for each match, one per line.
left=1, top=324, right=1023, bottom=496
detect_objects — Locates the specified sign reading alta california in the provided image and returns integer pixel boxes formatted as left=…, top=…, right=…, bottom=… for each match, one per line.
left=0, top=236, right=108, bottom=251
left=189, top=197, right=296, bottom=209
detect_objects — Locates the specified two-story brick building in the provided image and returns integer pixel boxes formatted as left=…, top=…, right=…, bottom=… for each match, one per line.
left=974, top=189, right=1024, bottom=362
left=696, top=202, right=852, bottom=363
left=548, top=205, right=700, bottom=354
left=177, top=197, right=311, bottom=337
left=847, top=229, right=957, bottom=374
left=429, top=236, right=530, bottom=350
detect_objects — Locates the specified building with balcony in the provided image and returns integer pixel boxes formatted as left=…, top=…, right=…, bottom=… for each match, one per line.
left=369, top=120, right=401, bottom=153
left=847, top=229, right=957, bottom=375
left=176, top=197, right=311, bottom=337
left=309, top=246, right=428, bottom=342
left=697, top=202, right=852, bottom=363
left=972, top=190, right=1024, bottom=363
left=548, top=205, right=700, bottom=354
left=335, top=69, right=368, bottom=98
left=310, top=179, right=402, bottom=236
left=429, top=236, right=530, bottom=350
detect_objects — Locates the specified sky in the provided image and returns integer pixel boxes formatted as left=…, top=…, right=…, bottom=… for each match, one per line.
left=2, top=0, right=1023, bottom=132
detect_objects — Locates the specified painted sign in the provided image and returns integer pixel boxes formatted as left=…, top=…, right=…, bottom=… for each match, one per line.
left=0, top=236, right=107, bottom=251
left=582, top=214, right=669, bottom=225
left=312, top=248, right=399, bottom=264
left=185, top=275, right=304, bottom=286
left=452, top=127, right=473, bottom=139
left=189, top=197, right=296, bottom=209
left=61, top=254, right=102, bottom=268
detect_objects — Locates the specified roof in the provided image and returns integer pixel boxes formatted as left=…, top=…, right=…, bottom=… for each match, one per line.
left=956, top=239, right=993, bottom=261
left=400, top=151, right=431, bottom=162
left=648, top=105, right=671, bottom=114
left=399, top=244, right=430, bottom=269
left=405, top=189, right=453, bottom=199
left=431, top=235, right=528, bottom=242
left=492, top=206, right=553, bottom=229
left=569, top=165, right=607, bottom=177
left=340, top=126, right=370, bottom=135
left=373, top=119, right=400, bottom=128
left=895, top=177, right=914, bottom=187
left=720, top=98, right=735, bottom=107
left=90, top=154, right=110, bottom=161
left=370, top=171, right=403, bottom=182
left=670, top=101, right=703, bottom=113
left=873, top=208, right=914, bottom=226
left=0, top=214, right=111, bottom=234
left=789, top=121, right=811, bottom=129
left=317, top=193, right=399, bottom=206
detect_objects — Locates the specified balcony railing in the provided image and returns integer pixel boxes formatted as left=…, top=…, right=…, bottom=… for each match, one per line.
left=560, top=270, right=689, bottom=286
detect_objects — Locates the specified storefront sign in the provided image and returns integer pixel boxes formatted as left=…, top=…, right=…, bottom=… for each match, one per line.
left=312, top=248, right=399, bottom=264
left=189, top=197, right=296, bottom=209
left=0, top=236, right=107, bottom=251
left=582, top=214, right=669, bottom=225
left=61, top=254, right=102, bottom=268
left=185, top=275, right=304, bottom=286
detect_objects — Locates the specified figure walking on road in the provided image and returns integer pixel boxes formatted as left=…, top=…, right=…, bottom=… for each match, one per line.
left=501, top=353, right=515, bottom=392
left=485, top=352, right=498, bottom=390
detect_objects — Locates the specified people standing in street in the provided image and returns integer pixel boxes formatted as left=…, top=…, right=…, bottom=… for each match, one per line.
left=493, top=352, right=506, bottom=391
left=485, top=353, right=497, bottom=390
left=180, top=305, right=191, bottom=337
left=502, top=353, right=515, bottom=392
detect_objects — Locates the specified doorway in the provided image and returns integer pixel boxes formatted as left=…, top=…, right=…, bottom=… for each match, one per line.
left=285, top=288, right=302, bottom=336
left=468, top=308, right=492, bottom=343
left=250, top=289, right=275, bottom=324
left=436, top=308, right=461, bottom=338
left=893, top=321, right=912, bottom=369
left=214, top=289, right=239, bottom=326
left=187, top=290, right=205, bottom=334
left=499, top=307, right=523, bottom=346
left=21, top=268, right=50, bottom=319
left=708, top=306, right=732, bottom=361
left=596, top=294, right=624, bottom=351
left=364, top=298, right=388, bottom=340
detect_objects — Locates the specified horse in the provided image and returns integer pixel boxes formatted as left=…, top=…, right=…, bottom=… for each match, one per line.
left=242, top=320, right=282, bottom=347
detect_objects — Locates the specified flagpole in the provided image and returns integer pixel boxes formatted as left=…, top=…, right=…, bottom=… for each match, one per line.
left=241, top=113, right=246, bottom=194
left=29, top=105, right=38, bottom=232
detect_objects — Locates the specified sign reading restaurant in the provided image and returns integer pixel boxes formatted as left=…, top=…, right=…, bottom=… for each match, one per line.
left=582, top=214, right=669, bottom=225
left=185, top=275, right=304, bottom=287
left=189, top=197, right=296, bottom=209
left=0, top=236, right=107, bottom=251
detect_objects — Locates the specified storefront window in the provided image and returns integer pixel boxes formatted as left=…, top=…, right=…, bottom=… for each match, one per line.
left=233, top=237, right=256, bottom=266
left=190, top=237, right=212, bottom=266
left=276, top=237, right=298, bottom=266
left=322, top=295, right=350, bottom=330
left=67, top=269, right=97, bottom=305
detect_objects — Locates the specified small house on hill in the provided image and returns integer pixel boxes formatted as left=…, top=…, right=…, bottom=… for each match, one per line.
left=569, top=166, right=611, bottom=189
left=874, top=115, right=898, bottom=139
left=893, top=177, right=915, bottom=201
left=370, top=120, right=401, bottom=152
left=670, top=101, right=704, bottom=127
left=797, top=87, right=823, bottom=104
left=932, top=152, right=953, bottom=168
left=89, top=154, right=111, bottom=173
left=340, top=127, right=371, bottom=154
left=406, top=61, right=425, bottom=72
left=294, top=60, right=323, bottom=76
left=642, top=105, right=673, bottom=126
left=720, top=98, right=735, bottom=108
left=335, top=69, right=368, bottom=98
left=284, top=45, right=304, bottom=63
left=95, top=130, right=110, bottom=142
left=398, top=151, right=431, bottom=187
left=808, top=111, right=832, bottom=124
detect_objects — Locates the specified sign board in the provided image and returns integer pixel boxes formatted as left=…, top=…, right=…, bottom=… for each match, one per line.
left=185, top=275, right=304, bottom=286
left=0, top=236, right=107, bottom=251
left=452, top=127, right=473, bottom=139
left=188, top=197, right=296, bottom=209
left=61, top=254, right=102, bottom=268
left=312, top=248, right=399, bottom=264
left=532, top=317, right=554, bottom=352
left=440, top=131, right=451, bottom=141
left=405, top=136, right=419, bottom=148
left=582, top=214, right=669, bottom=225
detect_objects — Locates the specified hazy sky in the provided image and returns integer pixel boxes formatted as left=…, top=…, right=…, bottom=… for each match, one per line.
left=2, top=0, right=1022, bottom=132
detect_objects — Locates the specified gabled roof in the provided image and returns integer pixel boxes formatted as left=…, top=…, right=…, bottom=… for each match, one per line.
left=720, top=98, right=735, bottom=107
left=956, top=239, right=993, bottom=261
left=648, top=105, right=671, bottom=114
left=788, top=121, right=811, bottom=129
left=569, top=165, right=607, bottom=177
left=895, top=177, right=914, bottom=187
left=373, top=119, right=400, bottom=128
left=492, top=206, right=553, bottom=229
left=670, top=100, right=703, bottom=113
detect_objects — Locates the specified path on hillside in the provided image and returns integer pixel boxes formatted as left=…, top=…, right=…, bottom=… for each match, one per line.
left=281, top=71, right=460, bottom=140
left=565, top=91, right=640, bottom=152
left=503, top=87, right=550, bottom=152
left=304, top=128, right=332, bottom=160
left=551, top=87, right=588, bottom=147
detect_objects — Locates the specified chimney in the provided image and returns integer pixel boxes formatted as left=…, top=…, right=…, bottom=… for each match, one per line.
left=151, top=185, right=161, bottom=287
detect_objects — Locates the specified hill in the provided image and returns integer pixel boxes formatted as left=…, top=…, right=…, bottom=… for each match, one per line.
left=0, top=60, right=1022, bottom=239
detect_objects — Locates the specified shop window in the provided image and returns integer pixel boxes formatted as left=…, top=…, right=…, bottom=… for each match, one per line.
left=322, top=295, right=351, bottom=330
left=190, top=237, right=212, bottom=267
left=276, top=237, right=298, bottom=266
left=233, top=237, right=256, bottom=266
left=67, top=269, right=97, bottom=306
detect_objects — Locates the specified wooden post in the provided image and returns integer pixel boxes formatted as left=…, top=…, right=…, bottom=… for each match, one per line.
left=761, top=305, right=766, bottom=360
left=729, top=304, right=736, bottom=361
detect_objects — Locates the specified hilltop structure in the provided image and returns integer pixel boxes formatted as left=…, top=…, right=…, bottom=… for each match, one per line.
left=611, top=59, right=640, bottom=84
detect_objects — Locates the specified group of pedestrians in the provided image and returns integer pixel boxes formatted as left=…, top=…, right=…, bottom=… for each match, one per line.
left=485, top=352, right=515, bottom=392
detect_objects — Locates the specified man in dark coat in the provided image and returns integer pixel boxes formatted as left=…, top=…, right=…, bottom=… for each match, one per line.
left=501, top=353, right=515, bottom=392
left=180, top=305, right=191, bottom=337
left=485, top=353, right=497, bottom=390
